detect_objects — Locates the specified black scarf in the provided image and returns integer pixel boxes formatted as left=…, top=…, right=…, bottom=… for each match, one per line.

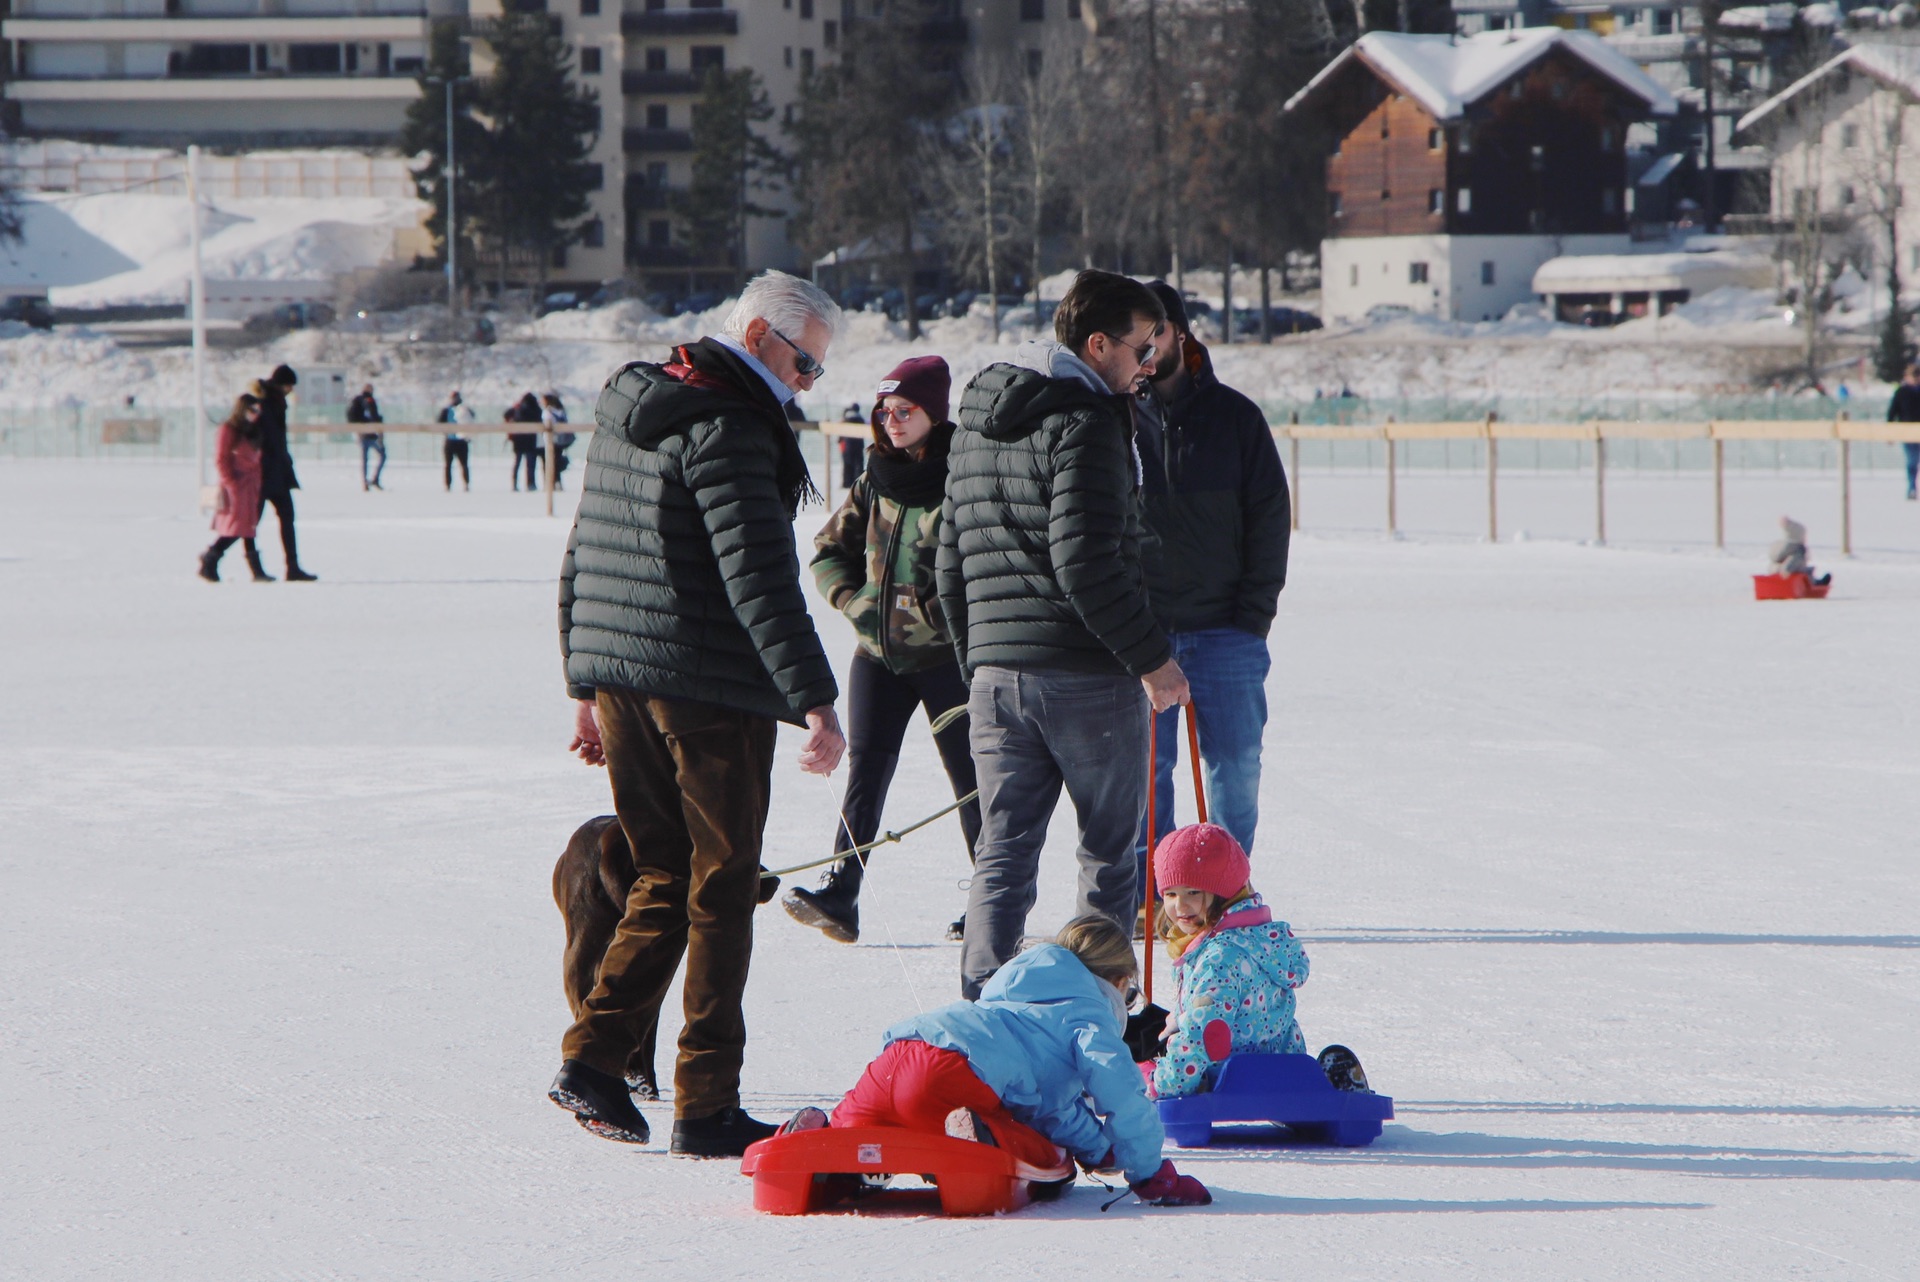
left=678, top=338, right=822, bottom=517
left=865, top=420, right=953, bottom=507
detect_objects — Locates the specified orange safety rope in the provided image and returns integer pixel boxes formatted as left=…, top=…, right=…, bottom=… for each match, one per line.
left=1142, top=702, right=1207, bottom=1004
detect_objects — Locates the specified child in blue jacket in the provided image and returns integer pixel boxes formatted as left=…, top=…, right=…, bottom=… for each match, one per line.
left=1150, top=823, right=1315, bottom=1098
left=782, top=916, right=1210, bottom=1206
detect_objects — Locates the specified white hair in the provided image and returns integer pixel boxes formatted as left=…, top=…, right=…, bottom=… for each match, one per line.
left=720, top=270, right=842, bottom=343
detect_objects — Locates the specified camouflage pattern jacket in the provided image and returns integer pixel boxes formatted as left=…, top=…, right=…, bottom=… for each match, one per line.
left=812, top=474, right=955, bottom=675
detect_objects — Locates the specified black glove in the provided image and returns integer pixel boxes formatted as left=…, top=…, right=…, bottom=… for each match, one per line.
left=1124, top=1003, right=1169, bottom=1063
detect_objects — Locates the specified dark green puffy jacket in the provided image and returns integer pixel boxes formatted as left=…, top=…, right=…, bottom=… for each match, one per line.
left=936, top=349, right=1171, bottom=680
left=559, top=339, right=838, bottom=725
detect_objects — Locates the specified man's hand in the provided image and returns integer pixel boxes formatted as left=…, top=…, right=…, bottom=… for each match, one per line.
left=1141, top=658, right=1190, bottom=714
left=569, top=698, right=605, bottom=767
left=797, top=705, right=846, bottom=776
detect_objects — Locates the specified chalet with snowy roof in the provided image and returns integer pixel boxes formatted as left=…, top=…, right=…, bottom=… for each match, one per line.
left=1735, top=43, right=1920, bottom=281
left=1285, top=28, right=1677, bottom=322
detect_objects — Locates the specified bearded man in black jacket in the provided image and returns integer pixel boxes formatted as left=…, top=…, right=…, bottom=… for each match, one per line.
left=549, top=271, right=847, bottom=1158
left=1131, top=282, right=1290, bottom=889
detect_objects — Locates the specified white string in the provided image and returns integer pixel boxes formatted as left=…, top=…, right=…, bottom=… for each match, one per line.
left=817, top=771, right=927, bottom=1014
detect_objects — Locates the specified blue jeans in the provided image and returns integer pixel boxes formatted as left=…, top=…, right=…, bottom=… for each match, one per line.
left=1136, top=628, right=1271, bottom=889
left=359, top=433, right=386, bottom=486
left=1904, top=442, right=1919, bottom=494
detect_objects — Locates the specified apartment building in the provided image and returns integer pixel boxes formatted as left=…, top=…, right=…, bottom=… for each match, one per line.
left=1, top=0, right=456, bottom=142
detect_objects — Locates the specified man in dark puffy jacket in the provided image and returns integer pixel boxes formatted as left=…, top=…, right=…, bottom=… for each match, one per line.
left=1132, top=281, right=1290, bottom=888
left=549, top=270, right=847, bottom=1157
left=255, top=363, right=316, bottom=581
left=938, top=269, right=1191, bottom=999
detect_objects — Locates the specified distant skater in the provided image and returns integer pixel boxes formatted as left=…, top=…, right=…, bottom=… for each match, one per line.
left=439, top=390, right=475, bottom=490
left=1889, top=364, right=1920, bottom=500
left=349, top=382, right=385, bottom=491
left=508, top=391, right=543, bottom=491
left=198, top=394, right=271, bottom=583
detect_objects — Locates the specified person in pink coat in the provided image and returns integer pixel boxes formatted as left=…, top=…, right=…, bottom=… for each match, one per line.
left=198, top=394, right=272, bottom=582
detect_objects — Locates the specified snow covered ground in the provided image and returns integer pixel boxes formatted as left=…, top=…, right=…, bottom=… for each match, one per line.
left=3, top=459, right=1916, bottom=1280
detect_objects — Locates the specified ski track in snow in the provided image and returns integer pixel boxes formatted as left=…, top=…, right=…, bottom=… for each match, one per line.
left=1, top=459, right=1915, bottom=1280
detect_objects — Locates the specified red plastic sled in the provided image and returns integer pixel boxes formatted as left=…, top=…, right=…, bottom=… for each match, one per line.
left=1753, top=572, right=1830, bottom=600
left=739, top=1126, right=1032, bottom=1217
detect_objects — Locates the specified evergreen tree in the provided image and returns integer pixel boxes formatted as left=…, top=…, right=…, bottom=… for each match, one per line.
left=677, top=68, right=782, bottom=285
left=467, top=15, right=601, bottom=290
left=398, top=22, right=482, bottom=289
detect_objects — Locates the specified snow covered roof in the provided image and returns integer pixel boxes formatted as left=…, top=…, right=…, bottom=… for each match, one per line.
left=1736, top=41, right=1920, bottom=136
left=1531, top=250, right=1773, bottom=296
left=1284, top=28, right=1678, bottom=123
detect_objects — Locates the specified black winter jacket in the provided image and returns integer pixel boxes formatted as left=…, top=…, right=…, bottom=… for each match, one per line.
left=559, top=338, right=838, bottom=725
left=1134, top=340, right=1290, bottom=636
left=1888, top=382, right=1920, bottom=423
left=937, top=345, right=1171, bottom=680
left=257, top=387, right=299, bottom=496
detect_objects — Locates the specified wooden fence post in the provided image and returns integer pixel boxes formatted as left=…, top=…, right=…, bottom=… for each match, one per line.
left=1385, top=418, right=1397, bottom=536
left=1712, top=431, right=1725, bottom=550
left=1841, top=432, right=1853, bottom=557
left=1594, top=429, right=1606, bottom=546
left=1485, top=414, right=1498, bottom=542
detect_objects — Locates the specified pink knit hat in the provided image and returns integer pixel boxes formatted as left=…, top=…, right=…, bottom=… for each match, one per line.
left=1152, top=823, right=1250, bottom=900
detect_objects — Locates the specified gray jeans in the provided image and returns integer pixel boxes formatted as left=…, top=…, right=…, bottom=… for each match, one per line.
left=959, top=666, right=1150, bottom=998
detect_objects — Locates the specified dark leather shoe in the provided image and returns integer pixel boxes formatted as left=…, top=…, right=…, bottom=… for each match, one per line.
left=286, top=567, right=318, bottom=582
left=549, top=1060, right=650, bottom=1144
left=670, top=1106, right=776, bottom=1158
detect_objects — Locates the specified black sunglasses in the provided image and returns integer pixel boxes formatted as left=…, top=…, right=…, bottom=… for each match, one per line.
left=769, top=326, right=825, bottom=379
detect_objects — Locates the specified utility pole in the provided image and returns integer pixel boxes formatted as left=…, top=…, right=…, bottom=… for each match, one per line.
left=429, top=73, right=473, bottom=314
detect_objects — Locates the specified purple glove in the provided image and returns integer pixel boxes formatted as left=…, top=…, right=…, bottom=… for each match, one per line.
left=1131, top=1159, right=1212, bottom=1207
left=1079, top=1147, right=1118, bottom=1174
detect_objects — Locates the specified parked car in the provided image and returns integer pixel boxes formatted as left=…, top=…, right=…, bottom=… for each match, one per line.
left=1365, top=303, right=1415, bottom=324
left=1233, top=305, right=1323, bottom=337
left=1, top=296, right=55, bottom=329
left=538, top=291, right=582, bottom=317
left=676, top=290, right=726, bottom=316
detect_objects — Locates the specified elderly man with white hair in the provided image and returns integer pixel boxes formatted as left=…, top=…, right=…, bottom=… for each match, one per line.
left=550, top=270, right=847, bottom=1157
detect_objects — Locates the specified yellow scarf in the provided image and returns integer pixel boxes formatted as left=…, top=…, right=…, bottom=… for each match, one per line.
left=1163, top=886, right=1255, bottom=961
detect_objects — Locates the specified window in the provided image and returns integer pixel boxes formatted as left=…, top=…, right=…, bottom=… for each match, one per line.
left=580, top=0, right=599, bottom=12
left=1457, top=187, right=1472, bottom=213
left=1068, top=0, right=1081, bottom=15
left=345, top=44, right=359, bottom=72
left=801, top=48, right=814, bottom=74
left=552, top=246, right=568, bottom=269
left=1380, top=114, right=1389, bottom=139
left=647, top=0, right=665, bottom=8
left=583, top=162, right=604, bottom=190
left=646, top=47, right=667, bottom=71
left=800, top=0, right=813, bottom=17
left=580, top=46, right=601, bottom=74
left=288, top=43, right=342, bottom=74
left=824, top=20, right=838, bottom=46
left=690, top=46, right=725, bottom=72
left=784, top=47, right=793, bottom=67
left=1457, top=124, right=1472, bottom=154
left=1842, top=123, right=1859, bottom=149
left=1601, top=187, right=1617, bottom=214
left=1487, top=14, right=1507, bottom=29
left=646, top=161, right=669, bottom=186
left=1349, top=264, right=1359, bottom=287
left=1021, top=0, right=1045, bottom=19
left=1841, top=184, right=1857, bottom=206
left=581, top=219, right=605, bottom=248
left=648, top=219, right=671, bottom=247
left=646, top=103, right=668, bottom=128
left=1027, top=48, right=1043, bottom=76
left=1427, top=128, right=1441, bottom=150
left=1409, top=262, right=1429, bottom=285
left=1329, top=191, right=1342, bottom=218
left=1653, top=10, right=1674, bottom=34
left=1480, top=261, right=1495, bottom=286
left=1429, top=189, right=1444, bottom=214
left=1381, top=188, right=1390, bottom=201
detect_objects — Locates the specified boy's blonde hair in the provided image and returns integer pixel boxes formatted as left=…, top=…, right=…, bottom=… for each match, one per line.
left=1054, top=915, right=1138, bottom=986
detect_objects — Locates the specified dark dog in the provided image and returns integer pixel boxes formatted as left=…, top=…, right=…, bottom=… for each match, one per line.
left=553, top=815, right=780, bottom=1100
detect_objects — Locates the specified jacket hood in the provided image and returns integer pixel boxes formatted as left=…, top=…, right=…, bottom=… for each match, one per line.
left=1011, top=338, right=1110, bottom=395
left=958, top=353, right=1118, bottom=444
left=979, top=944, right=1123, bottom=1037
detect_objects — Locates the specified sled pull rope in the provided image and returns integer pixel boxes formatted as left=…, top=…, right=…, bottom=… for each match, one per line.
left=1142, top=702, right=1207, bottom=1006
left=818, top=771, right=926, bottom=1014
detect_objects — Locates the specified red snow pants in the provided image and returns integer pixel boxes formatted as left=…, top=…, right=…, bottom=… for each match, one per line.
left=831, top=1039, right=1069, bottom=1175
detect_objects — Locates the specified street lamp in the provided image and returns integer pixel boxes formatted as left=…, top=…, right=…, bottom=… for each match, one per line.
left=427, top=72, right=474, bottom=313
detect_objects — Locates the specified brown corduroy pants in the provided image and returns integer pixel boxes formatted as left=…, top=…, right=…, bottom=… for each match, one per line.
left=561, top=689, right=777, bottom=1119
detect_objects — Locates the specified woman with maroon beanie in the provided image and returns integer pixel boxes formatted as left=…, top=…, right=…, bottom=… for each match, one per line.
left=788, top=355, right=981, bottom=943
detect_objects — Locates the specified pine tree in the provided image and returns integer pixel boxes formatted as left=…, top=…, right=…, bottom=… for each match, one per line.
left=467, top=15, right=601, bottom=290
left=677, top=68, right=782, bottom=286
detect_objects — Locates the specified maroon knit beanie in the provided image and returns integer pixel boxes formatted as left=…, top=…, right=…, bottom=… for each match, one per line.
left=873, top=355, right=952, bottom=426
left=1153, top=823, right=1251, bottom=900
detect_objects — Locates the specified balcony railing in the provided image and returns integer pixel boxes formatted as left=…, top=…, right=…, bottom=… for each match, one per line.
left=621, top=70, right=702, bottom=95
left=624, top=127, right=694, bottom=152
left=621, top=9, right=737, bottom=36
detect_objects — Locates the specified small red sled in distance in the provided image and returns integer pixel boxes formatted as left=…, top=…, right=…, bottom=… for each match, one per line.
left=740, top=1126, right=1032, bottom=1216
left=1752, top=572, right=1830, bottom=600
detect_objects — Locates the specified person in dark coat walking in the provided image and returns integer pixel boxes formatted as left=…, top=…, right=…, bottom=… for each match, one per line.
left=507, top=391, right=542, bottom=490
left=348, top=382, right=385, bottom=490
left=937, top=269, right=1190, bottom=1000
left=255, top=364, right=317, bottom=581
left=1132, top=281, right=1290, bottom=895
left=549, top=270, right=847, bottom=1158
left=788, top=356, right=980, bottom=945
left=1888, top=364, right=1920, bottom=500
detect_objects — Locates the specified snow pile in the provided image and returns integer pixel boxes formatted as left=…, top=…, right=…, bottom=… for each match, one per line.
left=1, top=192, right=429, bottom=308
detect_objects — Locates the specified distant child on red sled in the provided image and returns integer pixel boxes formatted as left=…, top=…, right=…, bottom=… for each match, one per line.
left=1149, top=823, right=1369, bottom=1098
left=779, top=915, right=1211, bottom=1207
left=1768, top=516, right=1831, bottom=586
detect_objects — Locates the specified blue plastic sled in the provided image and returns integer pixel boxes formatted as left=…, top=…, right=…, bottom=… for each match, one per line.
left=1156, top=1053, right=1394, bottom=1148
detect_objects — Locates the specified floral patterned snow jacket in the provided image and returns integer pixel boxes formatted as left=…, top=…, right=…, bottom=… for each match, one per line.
left=1152, top=892, right=1309, bottom=1098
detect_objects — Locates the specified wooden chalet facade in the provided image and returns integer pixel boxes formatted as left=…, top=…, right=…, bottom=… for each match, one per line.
left=1287, top=30, right=1677, bottom=322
